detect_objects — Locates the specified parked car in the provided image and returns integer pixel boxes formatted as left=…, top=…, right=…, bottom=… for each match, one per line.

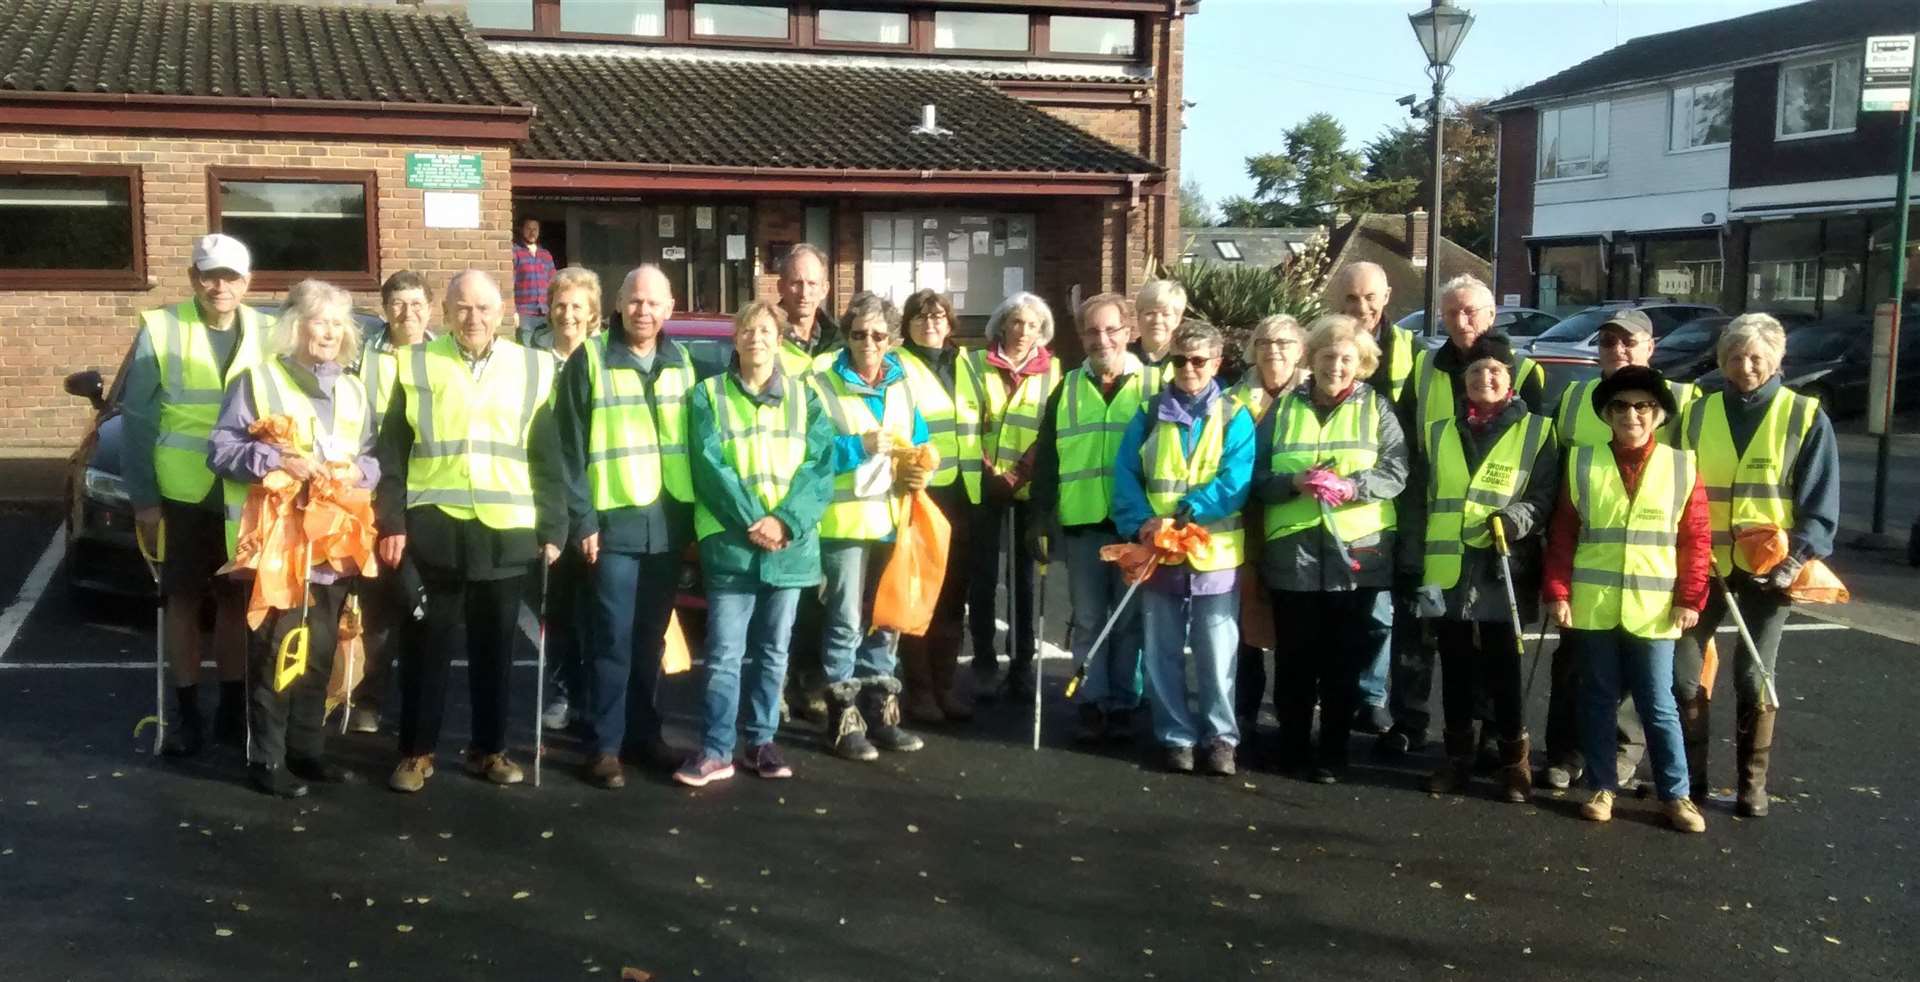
left=62, top=310, right=735, bottom=602
left=1530, top=352, right=1604, bottom=415
left=1522, top=301, right=1723, bottom=359
left=1694, top=312, right=1920, bottom=417
left=1647, top=315, right=1730, bottom=383
left=1395, top=305, right=1560, bottom=349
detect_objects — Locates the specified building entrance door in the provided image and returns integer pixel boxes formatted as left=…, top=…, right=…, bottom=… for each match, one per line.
left=564, top=202, right=754, bottom=320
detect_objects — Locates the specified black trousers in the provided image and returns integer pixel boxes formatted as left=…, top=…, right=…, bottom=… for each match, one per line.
left=247, top=581, right=347, bottom=766
left=967, top=500, right=1036, bottom=673
left=1273, top=589, right=1386, bottom=771
left=351, top=571, right=410, bottom=714
left=1435, top=620, right=1524, bottom=744
left=399, top=574, right=522, bottom=757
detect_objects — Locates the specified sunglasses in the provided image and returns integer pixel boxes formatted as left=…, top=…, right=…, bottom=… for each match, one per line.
left=1605, top=399, right=1660, bottom=416
left=1168, top=354, right=1216, bottom=369
left=846, top=330, right=890, bottom=343
left=1597, top=335, right=1644, bottom=349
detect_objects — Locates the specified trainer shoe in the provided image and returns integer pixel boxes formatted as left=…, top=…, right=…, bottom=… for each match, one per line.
left=743, top=742, right=793, bottom=780
left=673, top=753, right=736, bottom=788
left=465, top=750, right=524, bottom=786
left=541, top=696, right=572, bottom=732
left=1542, top=760, right=1582, bottom=791
left=389, top=754, right=434, bottom=794
left=1580, top=790, right=1615, bottom=823
left=1666, top=797, right=1707, bottom=833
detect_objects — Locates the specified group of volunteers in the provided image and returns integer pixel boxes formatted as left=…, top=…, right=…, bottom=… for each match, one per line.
left=122, top=232, right=1838, bottom=834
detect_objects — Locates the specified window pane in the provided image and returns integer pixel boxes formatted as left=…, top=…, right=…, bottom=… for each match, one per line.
left=817, top=8, right=908, bottom=44
left=693, top=2, right=787, bottom=38
left=1592, top=102, right=1609, bottom=174
left=1782, top=62, right=1835, bottom=134
left=1536, top=243, right=1603, bottom=316
left=934, top=11, right=1028, bottom=51
left=1051, top=15, right=1134, bottom=56
left=561, top=0, right=664, bottom=35
left=0, top=174, right=133, bottom=271
left=1669, top=87, right=1694, bottom=151
left=1697, top=81, right=1733, bottom=145
left=1644, top=236, right=1722, bottom=304
left=466, top=0, right=532, bottom=30
left=1747, top=218, right=1822, bottom=314
left=217, top=180, right=369, bottom=273
left=1537, top=110, right=1558, bottom=178
left=1559, top=104, right=1593, bottom=168
left=1833, top=56, right=1861, bottom=133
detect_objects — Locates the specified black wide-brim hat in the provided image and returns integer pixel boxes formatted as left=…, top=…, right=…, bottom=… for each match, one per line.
left=1590, top=364, right=1677, bottom=416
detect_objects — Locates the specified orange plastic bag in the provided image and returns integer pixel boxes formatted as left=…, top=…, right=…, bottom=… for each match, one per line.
left=871, top=487, right=953, bottom=637
left=662, top=610, right=693, bottom=675
left=1733, top=523, right=1849, bottom=603
left=1098, top=523, right=1215, bottom=585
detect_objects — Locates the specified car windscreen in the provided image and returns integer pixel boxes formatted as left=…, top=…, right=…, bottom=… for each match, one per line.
left=679, top=338, right=732, bottom=380
left=1539, top=360, right=1602, bottom=412
left=1660, top=320, right=1722, bottom=353
left=1784, top=326, right=1858, bottom=362
left=1533, top=308, right=1611, bottom=344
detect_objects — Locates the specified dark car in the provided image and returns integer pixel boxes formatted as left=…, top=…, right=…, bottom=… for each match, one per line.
left=1523, top=301, right=1723, bottom=359
left=62, top=310, right=736, bottom=602
left=1531, top=352, right=1603, bottom=416
left=1647, top=315, right=1730, bottom=383
left=1694, top=311, right=1920, bottom=417
left=1396, top=305, right=1560, bottom=350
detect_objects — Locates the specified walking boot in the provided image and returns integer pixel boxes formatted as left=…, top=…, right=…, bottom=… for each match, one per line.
left=858, top=679, right=925, bottom=753
left=1425, top=728, right=1476, bottom=795
left=161, top=685, right=205, bottom=758
left=1679, top=692, right=1711, bottom=807
left=1736, top=705, right=1776, bottom=818
left=825, top=682, right=877, bottom=761
left=1499, top=734, right=1534, bottom=804
left=896, top=640, right=944, bottom=725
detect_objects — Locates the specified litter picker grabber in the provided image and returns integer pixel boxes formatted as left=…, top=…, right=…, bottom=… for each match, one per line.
left=1031, top=553, right=1048, bottom=751
left=534, top=559, right=550, bottom=788
left=134, top=522, right=166, bottom=755
left=1715, top=574, right=1780, bottom=710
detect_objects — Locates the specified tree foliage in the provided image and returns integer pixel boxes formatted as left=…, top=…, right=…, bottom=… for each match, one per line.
left=1357, top=99, right=1499, bottom=257
left=1178, top=178, right=1215, bottom=229
left=1160, top=230, right=1333, bottom=337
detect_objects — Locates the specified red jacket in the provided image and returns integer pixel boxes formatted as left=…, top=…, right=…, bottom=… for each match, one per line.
left=981, top=344, right=1054, bottom=498
left=1543, top=439, right=1711, bottom=612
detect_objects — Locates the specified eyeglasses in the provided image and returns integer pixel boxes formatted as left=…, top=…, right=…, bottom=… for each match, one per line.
left=846, top=330, right=890, bottom=344
left=1445, top=306, right=1491, bottom=318
left=1168, top=354, right=1216, bottom=369
left=1597, top=335, right=1644, bottom=350
left=1254, top=338, right=1301, bottom=351
left=915, top=311, right=949, bottom=323
left=1605, top=399, right=1660, bottom=416
left=1081, top=325, right=1129, bottom=339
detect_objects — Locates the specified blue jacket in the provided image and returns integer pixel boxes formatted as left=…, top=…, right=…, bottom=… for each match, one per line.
left=824, top=349, right=931, bottom=474
left=1111, top=379, right=1256, bottom=547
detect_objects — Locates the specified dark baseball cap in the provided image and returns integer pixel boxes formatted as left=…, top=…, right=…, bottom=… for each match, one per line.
left=1597, top=308, right=1653, bottom=337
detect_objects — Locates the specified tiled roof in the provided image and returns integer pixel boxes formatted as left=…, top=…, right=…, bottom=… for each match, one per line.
left=0, top=0, right=526, bottom=108
left=1495, top=0, right=1914, bottom=109
left=1188, top=227, right=1320, bottom=269
left=1320, top=213, right=1490, bottom=324
left=504, top=50, right=1158, bottom=174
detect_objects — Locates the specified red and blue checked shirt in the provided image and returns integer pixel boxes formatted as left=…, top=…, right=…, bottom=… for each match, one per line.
left=512, top=242, right=557, bottom=315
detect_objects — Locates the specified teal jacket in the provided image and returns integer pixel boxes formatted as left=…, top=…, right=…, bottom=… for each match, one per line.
left=688, top=366, right=838, bottom=591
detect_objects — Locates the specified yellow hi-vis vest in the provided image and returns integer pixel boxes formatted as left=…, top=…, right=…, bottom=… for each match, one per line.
left=1412, top=348, right=1545, bottom=446
left=142, top=301, right=270, bottom=503
left=395, top=335, right=553, bottom=530
left=1421, top=413, right=1552, bottom=589
left=1139, top=394, right=1245, bottom=572
left=1568, top=443, right=1698, bottom=639
left=1381, top=323, right=1416, bottom=402
left=813, top=365, right=914, bottom=540
left=1555, top=377, right=1699, bottom=448
left=582, top=335, right=696, bottom=510
left=1265, top=386, right=1398, bottom=543
left=355, top=327, right=429, bottom=422
left=1055, top=357, right=1149, bottom=526
left=896, top=347, right=958, bottom=488
left=1678, top=387, right=1817, bottom=575
left=693, top=372, right=810, bottom=541
left=955, top=348, right=1062, bottom=504
left=221, top=357, right=369, bottom=557
left=780, top=338, right=820, bottom=380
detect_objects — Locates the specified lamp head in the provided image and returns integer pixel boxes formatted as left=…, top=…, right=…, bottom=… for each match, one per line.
left=1410, top=0, right=1475, bottom=69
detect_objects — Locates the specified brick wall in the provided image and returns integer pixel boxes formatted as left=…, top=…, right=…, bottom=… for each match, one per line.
left=0, top=131, right=516, bottom=451
left=1493, top=109, right=1538, bottom=306
left=1039, top=106, right=1148, bottom=157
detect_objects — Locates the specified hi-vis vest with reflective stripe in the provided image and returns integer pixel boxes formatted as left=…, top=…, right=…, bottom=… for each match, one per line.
left=1678, top=387, right=1817, bottom=575
left=693, top=372, right=810, bottom=541
left=395, top=335, right=553, bottom=530
left=1412, top=348, right=1545, bottom=445
left=813, top=366, right=914, bottom=540
left=955, top=349, right=1062, bottom=504
left=1055, top=357, right=1149, bottom=526
left=895, top=348, right=958, bottom=488
left=780, top=338, right=820, bottom=379
left=142, top=301, right=270, bottom=503
left=1568, top=443, right=1697, bottom=639
left=1555, top=377, right=1698, bottom=448
left=1265, top=386, right=1397, bottom=543
left=1421, top=414, right=1552, bottom=589
left=1140, top=393, right=1245, bottom=571
left=221, top=357, right=369, bottom=558
left=582, top=335, right=696, bottom=510
left=1381, top=323, right=1416, bottom=402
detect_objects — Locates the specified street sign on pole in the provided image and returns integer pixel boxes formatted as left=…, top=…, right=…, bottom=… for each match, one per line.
left=1864, top=35, right=1916, bottom=113
left=1869, top=32, right=1919, bottom=535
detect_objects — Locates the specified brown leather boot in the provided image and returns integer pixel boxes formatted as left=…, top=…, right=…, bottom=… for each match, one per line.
left=928, top=636, right=972, bottom=721
left=1679, top=692, right=1711, bottom=806
left=1425, top=728, right=1476, bottom=795
left=1736, top=705, right=1776, bottom=818
left=896, top=638, right=944, bottom=724
left=1500, top=734, right=1534, bottom=804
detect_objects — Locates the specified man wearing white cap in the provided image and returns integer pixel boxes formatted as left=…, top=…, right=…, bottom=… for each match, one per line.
left=121, top=233, right=275, bottom=757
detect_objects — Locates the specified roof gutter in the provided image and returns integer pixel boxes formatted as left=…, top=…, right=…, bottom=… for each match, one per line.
left=0, top=88, right=536, bottom=120
left=1488, top=38, right=1857, bottom=112
left=513, top=158, right=1161, bottom=196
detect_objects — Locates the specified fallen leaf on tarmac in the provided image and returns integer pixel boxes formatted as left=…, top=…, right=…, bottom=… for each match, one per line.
left=620, top=970, right=653, bottom=982
left=934, top=896, right=948, bottom=904
left=584, top=913, right=598, bottom=921
left=331, top=892, right=343, bottom=901
left=1142, top=949, right=1154, bottom=956
left=1824, top=937, right=1842, bottom=946
left=396, top=925, right=413, bottom=934
left=348, top=961, right=358, bottom=969
left=232, top=903, right=250, bottom=912
left=1070, top=856, right=1085, bottom=863
left=1607, top=926, right=1627, bottom=934
left=1248, top=894, right=1263, bottom=901
left=1429, top=882, right=1443, bottom=889
left=813, top=808, right=828, bottom=815
left=1576, top=866, right=1592, bottom=873
left=541, top=830, right=554, bottom=839
left=906, top=824, right=919, bottom=833
left=214, top=928, right=233, bottom=938
left=365, top=898, right=376, bottom=907
left=512, top=891, right=531, bottom=900
left=1772, top=945, right=1789, bottom=954
left=695, top=876, right=707, bottom=885
left=1463, top=893, right=1476, bottom=901
left=437, top=832, right=452, bottom=840
left=669, top=827, right=681, bottom=835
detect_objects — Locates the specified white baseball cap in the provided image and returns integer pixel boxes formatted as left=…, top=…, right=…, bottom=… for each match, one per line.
left=192, top=233, right=252, bottom=276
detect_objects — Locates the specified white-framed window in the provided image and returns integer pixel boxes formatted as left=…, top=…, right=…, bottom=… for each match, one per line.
left=692, top=2, right=789, bottom=39
left=1213, top=240, right=1243, bottom=261
left=561, top=0, right=665, bottom=36
left=934, top=11, right=1029, bottom=51
left=817, top=8, right=909, bottom=45
left=1670, top=78, right=1733, bottom=151
left=1537, top=101, right=1610, bottom=180
left=1777, top=54, right=1861, bottom=139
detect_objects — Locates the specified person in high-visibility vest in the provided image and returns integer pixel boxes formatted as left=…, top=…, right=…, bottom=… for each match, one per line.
left=1111, top=321, right=1256, bottom=776
left=1330, top=262, right=1419, bottom=744
left=894, top=288, right=973, bottom=723
left=1253, top=314, right=1410, bottom=784
left=1672, top=314, right=1839, bottom=819
left=1130, top=279, right=1184, bottom=396
left=1542, top=365, right=1711, bottom=833
left=207, top=279, right=379, bottom=798
left=1539, top=307, right=1700, bottom=793
left=343, top=270, right=436, bottom=737
left=1227, top=315, right=1306, bottom=736
left=1411, top=334, right=1559, bottom=803
left=676, top=301, right=837, bottom=787
left=120, top=233, right=272, bottom=758
left=1028, top=293, right=1152, bottom=744
left=524, top=264, right=601, bottom=365
left=556, top=265, right=704, bottom=790
left=775, top=242, right=841, bottom=379
left=957, top=292, right=1062, bottom=703
left=530, top=267, right=601, bottom=745
left=374, top=271, right=567, bottom=794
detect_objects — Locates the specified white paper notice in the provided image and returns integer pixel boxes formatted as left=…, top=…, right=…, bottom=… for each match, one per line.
left=993, top=242, right=1007, bottom=258
left=1002, top=267, right=1024, bottom=296
left=923, top=217, right=939, bottom=229
left=659, top=214, right=676, bottom=238
left=870, top=219, right=893, bottom=250
left=696, top=207, right=714, bottom=231
left=951, top=291, right=967, bottom=310
left=918, top=261, right=947, bottom=292
left=947, top=261, right=969, bottom=292
left=1007, top=235, right=1029, bottom=252
left=947, top=232, right=968, bottom=261
left=972, top=231, right=990, bottom=255
left=726, top=234, right=748, bottom=261
left=922, top=234, right=941, bottom=260
left=423, top=191, right=479, bottom=229
left=661, top=246, right=687, bottom=261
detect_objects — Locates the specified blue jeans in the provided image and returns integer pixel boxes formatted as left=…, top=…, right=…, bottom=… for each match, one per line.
left=1064, top=529, right=1142, bottom=711
left=1358, top=590, right=1392, bottom=708
left=1572, top=628, right=1689, bottom=801
left=1140, top=585, right=1239, bottom=748
left=588, top=551, right=678, bottom=755
left=701, top=586, right=800, bottom=759
left=820, top=539, right=898, bottom=683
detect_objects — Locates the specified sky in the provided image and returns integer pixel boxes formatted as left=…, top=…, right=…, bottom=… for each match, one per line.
left=1182, top=0, right=1805, bottom=211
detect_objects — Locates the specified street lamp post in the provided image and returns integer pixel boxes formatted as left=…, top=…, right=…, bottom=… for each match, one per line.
left=1410, top=0, right=1475, bottom=332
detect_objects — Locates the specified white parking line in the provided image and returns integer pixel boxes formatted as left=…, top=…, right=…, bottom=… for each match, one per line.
left=0, top=523, right=65, bottom=663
